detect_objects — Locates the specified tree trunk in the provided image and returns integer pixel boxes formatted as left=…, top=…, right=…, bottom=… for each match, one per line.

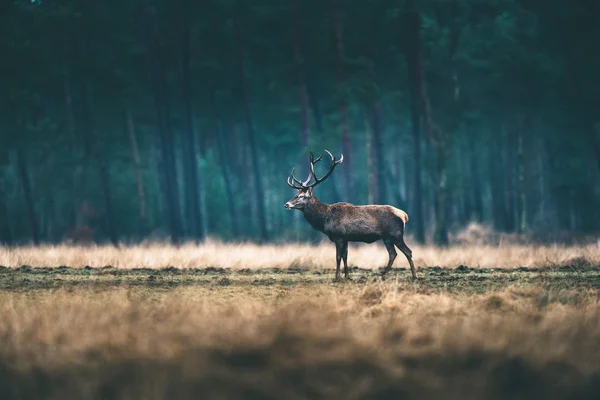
left=405, top=2, right=426, bottom=243
left=468, top=134, right=484, bottom=221
left=536, top=135, right=547, bottom=226
left=306, top=80, right=324, bottom=134
left=82, top=83, right=118, bottom=247
left=292, top=0, right=312, bottom=229
left=126, top=109, right=147, bottom=231
left=489, top=128, right=508, bottom=231
left=517, top=119, right=527, bottom=233
left=504, top=124, right=516, bottom=232
left=457, top=145, right=470, bottom=224
left=211, top=88, right=239, bottom=238
left=332, top=0, right=353, bottom=198
left=234, top=16, right=269, bottom=242
left=217, top=123, right=239, bottom=239
left=146, top=0, right=182, bottom=244
left=292, top=0, right=310, bottom=151
left=370, top=100, right=386, bottom=204
left=0, top=178, right=13, bottom=245
left=180, top=8, right=204, bottom=241
left=98, top=156, right=118, bottom=246
left=432, top=142, right=449, bottom=245
left=64, top=73, right=76, bottom=142
left=366, top=119, right=377, bottom=204
left=16, top=144, right=40, bottom=245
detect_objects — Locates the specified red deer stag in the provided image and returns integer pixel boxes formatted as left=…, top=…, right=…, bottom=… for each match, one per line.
left=285, top=150, right=417, bottom=280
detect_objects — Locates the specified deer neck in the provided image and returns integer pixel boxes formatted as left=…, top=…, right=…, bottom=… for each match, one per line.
left=302, top=196, right=329, bottom=232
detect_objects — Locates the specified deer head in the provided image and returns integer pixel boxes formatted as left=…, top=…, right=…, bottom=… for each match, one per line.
left=285, top=150, right=343, bottom=210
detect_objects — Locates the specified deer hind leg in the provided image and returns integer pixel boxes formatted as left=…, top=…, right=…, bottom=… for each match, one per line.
left=341, top=241, right=349, bottom=279
left=382, top=239, right=397, bottom=276
left=394, top=237, right=417, bottom=280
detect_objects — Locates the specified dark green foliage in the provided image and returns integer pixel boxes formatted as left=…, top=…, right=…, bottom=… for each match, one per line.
left=0, top=0, right=599, bottom=244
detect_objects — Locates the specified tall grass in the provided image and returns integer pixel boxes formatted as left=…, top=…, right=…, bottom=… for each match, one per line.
left=0, top=284, right=599, bottom=399
left=0, top=239, right=598, bottom=269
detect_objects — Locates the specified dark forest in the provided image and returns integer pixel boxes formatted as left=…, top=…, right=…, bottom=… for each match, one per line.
left=1, top=0, right=599, bottom=246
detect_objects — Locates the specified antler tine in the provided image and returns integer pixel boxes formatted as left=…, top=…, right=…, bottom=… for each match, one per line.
left=302, top=151, right=322, bottom=186
left=288, top=175, right=302, bottom=189
left=305, top=149, right=343, bottom=188
left=287, top=150, right=342, bottom=190
left=288, top=168, right=304, bottom=189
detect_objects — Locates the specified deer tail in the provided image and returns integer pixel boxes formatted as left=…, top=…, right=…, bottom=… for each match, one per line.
left=393, top=209, right=409, bottom=225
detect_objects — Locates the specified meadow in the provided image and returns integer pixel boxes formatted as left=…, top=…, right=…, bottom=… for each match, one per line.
left=1, top=236, right=600, bottom=399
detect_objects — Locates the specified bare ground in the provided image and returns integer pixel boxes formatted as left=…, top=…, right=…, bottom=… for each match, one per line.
left=1, top=263, right=600, bottom=292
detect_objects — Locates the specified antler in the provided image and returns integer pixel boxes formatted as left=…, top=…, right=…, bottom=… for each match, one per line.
left=287, top=149, right=343, bottom=190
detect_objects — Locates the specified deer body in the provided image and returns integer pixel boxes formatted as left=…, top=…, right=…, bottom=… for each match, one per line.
left=286, top=150, right=416, bottom=280
left=304, top=199, right=406, bottom=241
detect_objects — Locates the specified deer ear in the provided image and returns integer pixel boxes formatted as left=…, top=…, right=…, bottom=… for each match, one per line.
left=307, top=187, right=313, bottom=195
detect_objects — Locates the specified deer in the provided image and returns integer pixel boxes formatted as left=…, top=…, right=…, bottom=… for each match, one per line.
left=285, top=150, right=417, bottom=281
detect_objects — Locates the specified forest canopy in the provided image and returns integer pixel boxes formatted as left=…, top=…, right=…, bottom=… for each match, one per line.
left=1, top=0, right=599, bottom=245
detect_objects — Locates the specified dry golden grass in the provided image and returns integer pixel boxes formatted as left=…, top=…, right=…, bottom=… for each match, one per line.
left=1, top=233, right=599, bottom=398
left=1, top=284, right=600, bottom=399
left=1, top=239, right=599, bottom=270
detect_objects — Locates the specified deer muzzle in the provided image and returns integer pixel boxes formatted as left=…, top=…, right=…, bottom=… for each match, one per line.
left=285, top=202, right=292, bottom=209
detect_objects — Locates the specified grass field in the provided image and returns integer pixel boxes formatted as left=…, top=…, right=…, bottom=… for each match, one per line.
left=1, top=241, right=600, bottom=399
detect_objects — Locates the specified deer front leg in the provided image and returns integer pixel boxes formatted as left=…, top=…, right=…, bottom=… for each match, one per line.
left=382, top=239, right=397, bottom=276
left=334, top=240, right=343, bottom=281
left=342, top=241, right=349, bottom=279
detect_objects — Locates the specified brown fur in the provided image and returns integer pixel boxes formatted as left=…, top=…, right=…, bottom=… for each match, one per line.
left=287, top=189, right=416, bottom=281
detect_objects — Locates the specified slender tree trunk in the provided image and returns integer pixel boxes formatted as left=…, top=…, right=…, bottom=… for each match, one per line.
left=0, top=178, right=13, bottom=245
left=504, top=124, right=516, bottom=232
left=239, top=127, right=256, bottom=238
left=305, top=79, right=341, bottom=203
left=210, top=88, right=239, bottom=238
left=332, top=0, right=353, bottom=198
left=517, top=117, right=527, bottom=233
left=366, top=119, right=377, bottom=204
left=432, top=143, right=449, bottom=245
left=292, top=0, right=310, bottom=151
left=217, top=123, right=240, bottom=239
left=180, top=8, right=204, bottom=241
left=565, top=46, right=600, bottom=185
left=457, top=145, right=470, bottom=224
left=16, top=144, right=39, bottom=245
left=490, top=127, right=508, bottom=231
left=370, top=99, right=386, bottom=204
left=306, top=80, right=324, bottom=134
left=292, top=0, right=312, bottom=233
left=430, top=1, right=461, bottom=246
left=586, top=122, right=600, bottom=179
left=126, top=109, right=147, bottom=230
left=82, top=83, right=118, bottom=247
left=536, top=135, right=547, bottom=225
left=98, top=156, right=118, bottom=246
left=234, top=16, right=269, bottom=242
left=63, top=71, right=80, bottom=235
left=405, top=2, right=426, bottom=243
left=146, top=0, right=182, bottom=244
left=468, top=134, right=484, bottom=221
left=64, top=73, right=76, bottom=141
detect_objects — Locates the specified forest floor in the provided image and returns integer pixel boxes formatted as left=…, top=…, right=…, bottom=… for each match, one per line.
left=0, top=243, right=600, bottom=399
